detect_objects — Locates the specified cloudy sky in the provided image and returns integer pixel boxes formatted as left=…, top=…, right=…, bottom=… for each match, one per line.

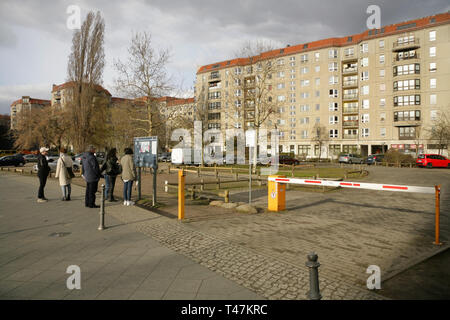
left=0, top=0, right=448, bottom=114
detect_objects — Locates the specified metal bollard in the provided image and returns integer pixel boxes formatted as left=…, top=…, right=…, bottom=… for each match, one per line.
left=164, top=180, right=168, bottom=193
left=306, top=252, right=322, bottom=300
left=98, top=184, right=106, bottom=231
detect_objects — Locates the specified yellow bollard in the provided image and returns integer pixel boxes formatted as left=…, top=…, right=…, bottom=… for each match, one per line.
left=434, top=185, right=442, bottom=245
left=178, top=170, right=185, bottom=220
left=268, top=175, right=286, bottom=212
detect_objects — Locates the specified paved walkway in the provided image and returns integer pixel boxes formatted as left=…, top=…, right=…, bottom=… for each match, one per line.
left=0, top=172, right=262, bottom=300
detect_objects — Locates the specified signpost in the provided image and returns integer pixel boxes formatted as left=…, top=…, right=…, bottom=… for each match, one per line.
left=133, top=136, right=158, bottom=205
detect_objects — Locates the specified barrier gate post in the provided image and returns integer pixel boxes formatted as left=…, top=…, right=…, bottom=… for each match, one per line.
left=178, top=169, right=185, bottom=220
left=268, top=175, right=286, bottom=212
left=434, top=185, right=442, bottom=245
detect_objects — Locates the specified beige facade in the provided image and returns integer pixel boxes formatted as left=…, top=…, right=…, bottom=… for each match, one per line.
left=10, top=96, right=51, bottom=130
left=195, top=12, right=450, bottom=158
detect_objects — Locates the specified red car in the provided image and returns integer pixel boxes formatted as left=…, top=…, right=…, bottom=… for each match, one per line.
left=416, top=154, right=450, bottom=168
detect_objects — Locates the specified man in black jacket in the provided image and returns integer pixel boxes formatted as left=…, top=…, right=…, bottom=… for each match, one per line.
left=37, top=147, right=50, bottom=202
left=81, top=145, right=101, bottom=208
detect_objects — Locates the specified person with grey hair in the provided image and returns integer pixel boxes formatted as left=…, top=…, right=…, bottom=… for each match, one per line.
left=81, top=145, right=101, bottom=208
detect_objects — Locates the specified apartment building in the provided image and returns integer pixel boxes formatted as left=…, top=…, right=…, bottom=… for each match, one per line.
left=10, top=96, right=51, bottom=130
left=195, top=12, right=450, bottom=158
left=51, top=81, right=112, bottom=108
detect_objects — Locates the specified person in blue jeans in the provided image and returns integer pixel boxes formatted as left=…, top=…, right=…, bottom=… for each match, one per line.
left=101, top=148, right=120, bottom=202
left=120, top=147, right=136, bottom=206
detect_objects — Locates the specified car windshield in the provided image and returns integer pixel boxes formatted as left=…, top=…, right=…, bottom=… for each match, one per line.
left=418, top=155, right=425, bottom=159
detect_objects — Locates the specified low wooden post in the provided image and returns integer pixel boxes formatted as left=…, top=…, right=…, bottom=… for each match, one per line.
left=235, top=172, right=239, bottom=181
left=291, top=165, right=295, bottom=177
left=200, top=178, right=204, bottom=191
left=434, top=185, right=442, bottom=245
left=217, top=178, right=220, bottom=190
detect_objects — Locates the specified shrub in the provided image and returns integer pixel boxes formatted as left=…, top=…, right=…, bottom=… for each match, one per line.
left=383, top=149, right=415, bottom=164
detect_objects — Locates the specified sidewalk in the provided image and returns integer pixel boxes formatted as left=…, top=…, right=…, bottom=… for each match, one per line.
left=0, top=172, right=262, bottom=300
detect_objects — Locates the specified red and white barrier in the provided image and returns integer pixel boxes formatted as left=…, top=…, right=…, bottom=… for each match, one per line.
left=267, top=177, right=435, bottom=194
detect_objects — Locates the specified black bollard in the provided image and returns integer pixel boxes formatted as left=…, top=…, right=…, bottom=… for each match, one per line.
left=306, top=252, right=322, bottom=300
left=98, top=184, right=106, bottom=231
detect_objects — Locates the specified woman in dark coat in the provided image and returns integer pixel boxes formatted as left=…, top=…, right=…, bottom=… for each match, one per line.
left=101, top=148, right=120, bottom=202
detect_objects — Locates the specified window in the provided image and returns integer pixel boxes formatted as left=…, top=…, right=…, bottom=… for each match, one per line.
left=277, top=59, right=285, bottom=65
left=298, top=145, right=311, bottom=155
left=380, top=69, right=385, bottom=77
left=393, top=63, right=420, bottom=76
left=329, top=102, right=338, bottom=111
left=380, top=98, right=386, bottom=107
left=362, top=128, right=369, bottom=137
left=361, top=57, right=369, bottom=67
left=315, top=117, right=320, bottom=123
left=315, top=91, right=320, bottom=97
left=301, top=130, right=308, bottom=139
left=430, top=110, right=438, bottom=121
left=277, top=95, right=286, bottom=102
left=380, top=128, right=386, bottom=137
left=235, top=100, right=241, bottom=107
left=379, top=55, right=385, bottom=64
left=329, top=49, right=338, bottom=58
left=344, top=47, right=354, bottom=57
left=394, top=110, right=420, bottom=121
left=278, top=71, right=285, bottom=78
left=430, top=47, right=436, bottom=57
left=314, top=52, right=320, bottom=61
left=429, top=62, right=437, bottom=72
left=399, top=127, right=416, bottom=139
left=301, top=80, right=310, bottom=87
left=362, top=85, right=369, bottom=95
left=300, top=117, right=309, bottom=124
left=362, top=99, right=370, bottom=109
left=360, top=43, right=369, bottom=53
left=329, top=115, right=338, bottom=124
left=235, top=89, right=241, bottom=97
left=329, top=129, right=338, bottom=138
left=208, top=92, right=221, bottom=99
left=393, top=79, right=420, bottom=91
left=430, top=94, right=436, bottom=105
left=277, top=83, right=285, bottom=89
left=315, top=104, right=320, bottom=111
left=300, top=54, right=308, bottom=63
left=315, top=78, right=320, bottom=86
left=361, top=114, right=370, bottom=123
left=429, top=30, right=436, bottom=41
left=328, top=62, right=338, bottom=72
left=329, top=89, right=338, bottom=98
left=379, top=40, right=385, bottom=48
left=300, top=105, right=310, bottom=112
left=234, top=67, right=242, bottom=75
left=380, top=83, right=386, bottom=92
left=361, top=71, right=369, bottom=81
left=301, top=67, right=309, bottom=74
left=380, top=112, right=386, bottom=122
left=329, top=76, right=338, bottom=84
left=430, top=78, right=436, bottom=89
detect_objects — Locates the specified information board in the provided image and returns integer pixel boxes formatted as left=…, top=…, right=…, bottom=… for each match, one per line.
left=133, top=136, right=158, bottom=168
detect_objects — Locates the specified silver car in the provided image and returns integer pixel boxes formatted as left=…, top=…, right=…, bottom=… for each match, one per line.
left=338, top=153, right=364, bottom=164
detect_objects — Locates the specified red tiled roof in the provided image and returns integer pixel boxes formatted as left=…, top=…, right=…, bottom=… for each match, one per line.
left=52, top=81, right=112, bottom=96
left=11, top=98, right=51, bottom=107
left=197, top=12, right=450, bottom=74
left=167, top=97, right=195, bottom=107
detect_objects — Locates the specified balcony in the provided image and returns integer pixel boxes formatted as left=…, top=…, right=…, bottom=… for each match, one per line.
left=393, top=120, right=421, bottom=127
left=341, top=54, right=357, bottom=63
left=343, top=120, right=359, bottom=127
left=342, top=67, right=358, bottom=75
left=343, top=134, right=358, bottom=139
left=343, top=93, right=358, bottom=101
left=343, top=107, right=359, bottom=114
left=342, top=80, right=358, bottom=88
left=209, top=73, right=220, bottom=80
left=393, top=53, right=420, bottom=64
left=392, top=38, right=420, bottom=52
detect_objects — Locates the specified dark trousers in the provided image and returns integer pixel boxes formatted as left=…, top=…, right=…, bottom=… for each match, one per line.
left=104, top=175, right=117, bottom=200
left=85, top=181, right=99, bottom=207
left=38, top=174, right=48, bottom=199
left=123, top=180, right=133, bottom=201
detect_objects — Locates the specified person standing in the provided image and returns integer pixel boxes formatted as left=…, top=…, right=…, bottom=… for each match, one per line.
left=55, top=147, right=73, bottom=201
left=37, top=147, right=50, bottom=203
left=101, top=148, right=120, bottom=202
left=120, top=147, right=136, bottom=206
left=81, top=145, right=101, bottom=208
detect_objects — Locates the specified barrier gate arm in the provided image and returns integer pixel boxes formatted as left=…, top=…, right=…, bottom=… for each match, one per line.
left=267, top=177, right=435, bottom=194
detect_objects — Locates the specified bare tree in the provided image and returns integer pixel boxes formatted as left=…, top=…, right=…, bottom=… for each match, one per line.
left=114, top=32, right=173, bottom=149
left=311, top=124, right=328, bottom=162
left=67, top=11, right=106, bottom=152
left=427, top=110, right=450, bottom=155
left=228, top=40, right=281, bottom=172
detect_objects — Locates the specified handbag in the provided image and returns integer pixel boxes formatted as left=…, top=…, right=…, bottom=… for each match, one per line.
left=61, top=157, right=75, bottom=179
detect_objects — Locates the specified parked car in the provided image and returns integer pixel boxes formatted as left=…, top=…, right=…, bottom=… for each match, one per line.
left=365, top=154, right=385, bottom=165
left=0, top=154, right=26, bottom=167
left=72, top=152, right=103, bottom=167
left=158, top=152, right=171, bottom=162
left=277, top=155, right=300, bottom=165
left=416, top=154, right=450, bottom=168
left=339, top=154, right=364, bottom=164
left=33, top=156, right=80, bottom=173
left=23, top=154, right=38, bottom=163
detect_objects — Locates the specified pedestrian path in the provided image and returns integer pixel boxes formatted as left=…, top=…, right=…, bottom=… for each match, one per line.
left=0, top=173, right=262, bottom=300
